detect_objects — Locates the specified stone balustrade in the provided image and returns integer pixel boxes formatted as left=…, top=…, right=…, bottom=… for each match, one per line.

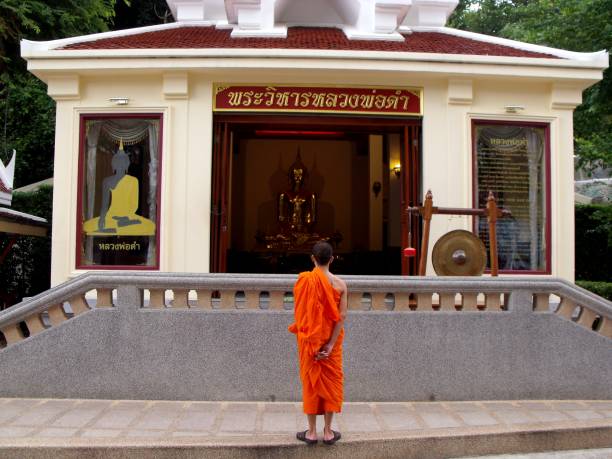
left=1, top=272, right=611, bottom=349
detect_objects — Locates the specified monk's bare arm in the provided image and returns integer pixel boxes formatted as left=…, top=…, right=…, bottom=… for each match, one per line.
left=318, top=277, right=348, bottom=358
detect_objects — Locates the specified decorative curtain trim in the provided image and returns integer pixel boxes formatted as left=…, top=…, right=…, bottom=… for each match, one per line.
left=101, top=121, right=150, bottom=146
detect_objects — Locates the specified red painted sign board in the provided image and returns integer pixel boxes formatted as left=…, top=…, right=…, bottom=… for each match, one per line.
left=214, top=85, right=422, bottom=116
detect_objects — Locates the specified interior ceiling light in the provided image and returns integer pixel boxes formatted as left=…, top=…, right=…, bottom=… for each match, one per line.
left=255, top=130, right=344, bottom=137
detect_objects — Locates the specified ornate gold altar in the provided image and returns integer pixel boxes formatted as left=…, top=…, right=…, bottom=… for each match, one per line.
left=255, top=152, right=341, bottom=253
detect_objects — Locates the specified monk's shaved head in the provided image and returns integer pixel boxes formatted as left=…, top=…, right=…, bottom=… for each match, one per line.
left=312, top=241, right=333, bottom=265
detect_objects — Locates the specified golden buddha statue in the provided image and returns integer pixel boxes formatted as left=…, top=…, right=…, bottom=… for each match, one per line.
left=278, top=153, right=317, bottom=234
left=256, top=151, right=342, bottom=251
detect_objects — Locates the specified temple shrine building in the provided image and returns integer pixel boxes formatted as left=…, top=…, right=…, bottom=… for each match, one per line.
left=20, top=0, right=608, bottom=285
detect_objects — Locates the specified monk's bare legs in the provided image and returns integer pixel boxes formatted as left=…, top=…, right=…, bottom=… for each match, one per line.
left=306, top=414, right=317, bottom=441
left=323, top=412, right=334, bottom=440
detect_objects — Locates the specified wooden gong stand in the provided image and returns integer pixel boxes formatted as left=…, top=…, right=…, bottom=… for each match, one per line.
left=407, top=190, right=511, bottom=276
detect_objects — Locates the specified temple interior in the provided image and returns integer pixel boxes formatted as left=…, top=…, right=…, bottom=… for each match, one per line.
left=226, top=127, right=408, bottom=275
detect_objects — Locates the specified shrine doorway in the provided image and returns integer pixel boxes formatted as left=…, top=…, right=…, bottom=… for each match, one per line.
left=211, top=114, right=421, bottom=275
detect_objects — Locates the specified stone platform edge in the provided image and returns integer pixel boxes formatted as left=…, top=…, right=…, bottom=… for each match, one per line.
left=1, top=420, right=611, bottom=459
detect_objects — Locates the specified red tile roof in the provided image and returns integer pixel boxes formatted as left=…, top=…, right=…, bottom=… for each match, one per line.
left=61, top=26, right=558, bottom=59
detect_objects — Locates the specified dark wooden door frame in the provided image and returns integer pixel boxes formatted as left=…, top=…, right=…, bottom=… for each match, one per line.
left=210, top=114, right=422, bottom=274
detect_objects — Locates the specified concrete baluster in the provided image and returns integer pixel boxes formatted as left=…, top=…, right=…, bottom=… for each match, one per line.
left=69, top=294, right=90, bottom=316
left=556, top=297, right=576, bottom=320
left=485, top=293, right=501, bottom=311
left=533, top=293, right=550, bottom=312
left=269, top=291, right=284, bottom=310
left=462, top=292, right=478, bottom=311
left=394, top=292, right=410, bottom=311
left=417, top=293, right=432, bottom=310
left=171, top=289, right=190, bottom=308
left=219, top=290, right=235, bottom=309
left=371, top=292, right=387, bottom=310
left=25, top=313, right=47, bottom=336
left=576, top=307, right=598, bottom=329
left=195, top=290, right=212, bottom=308
left=96, top=288, right=113, bottom=308
left=149, top=289, right=166, bottom=308
left=598, top=316, right=612, bottom=338
left=47, top=304, right=67, bottom=326
left=245, top=291, right=260, bottom=309
left=347, top=292, right=362, bottom=310
left=1, top=324, right=22, bottom=345
left=439, top=293, right=455, bottom=311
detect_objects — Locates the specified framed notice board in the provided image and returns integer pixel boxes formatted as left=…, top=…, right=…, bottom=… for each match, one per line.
left=472, top=120, right=550, bottom=274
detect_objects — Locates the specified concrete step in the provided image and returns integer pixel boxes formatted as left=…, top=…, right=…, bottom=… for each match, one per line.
left=0, top=398, right=611, bottom=458
left=459, top=450, right=612, bottom=459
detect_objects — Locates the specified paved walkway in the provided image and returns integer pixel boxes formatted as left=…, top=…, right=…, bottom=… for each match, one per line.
left=1, top=398, right=611, bottom=458
left=460, top=451, right=612, bottom=459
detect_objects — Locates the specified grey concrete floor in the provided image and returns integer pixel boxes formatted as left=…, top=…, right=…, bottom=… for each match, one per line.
left=0, top=398, right=611, bottom=443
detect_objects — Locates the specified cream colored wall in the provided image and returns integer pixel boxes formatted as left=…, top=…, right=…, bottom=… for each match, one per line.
left=422, top=78, right=575, bottom=279
left=48, top=68, right=579, bottom=284
left=50, top=74, right=214, bottom=285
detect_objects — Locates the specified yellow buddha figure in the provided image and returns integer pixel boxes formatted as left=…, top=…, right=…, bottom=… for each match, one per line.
left=83, top=140, right=155, bottom=236
left=278, top=153, right=317, bottom=234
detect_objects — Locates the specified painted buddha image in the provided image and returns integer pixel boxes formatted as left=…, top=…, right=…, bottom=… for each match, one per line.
left=83, top=140, right=155, bottom=236
left=278, top=152, right=317, bottom=234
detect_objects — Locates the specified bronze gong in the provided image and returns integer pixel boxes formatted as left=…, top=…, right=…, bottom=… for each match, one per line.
left=432, top=230, right=487, bottom=276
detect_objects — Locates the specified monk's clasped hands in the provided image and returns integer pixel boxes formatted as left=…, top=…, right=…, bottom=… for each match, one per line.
left=315, top=343, right=333, bottom=360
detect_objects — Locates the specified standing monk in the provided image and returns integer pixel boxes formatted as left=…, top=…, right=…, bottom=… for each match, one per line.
left=289, top=241, right=348, bottom=445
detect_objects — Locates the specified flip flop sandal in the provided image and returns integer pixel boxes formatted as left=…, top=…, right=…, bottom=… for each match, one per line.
left=296, top=430, right=318, bottom=445
left=323, top=430, right=341, bottom=445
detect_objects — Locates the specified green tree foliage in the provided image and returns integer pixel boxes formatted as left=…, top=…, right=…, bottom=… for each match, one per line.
left=1, top=74, right=55, bottom=187
left=0, top=1, right=123, bottom=71
left=449, top=0, right=612, bottom=172
left=0, top=0, right=133, bottom=187
left=0, top=1, right=169, bottom=304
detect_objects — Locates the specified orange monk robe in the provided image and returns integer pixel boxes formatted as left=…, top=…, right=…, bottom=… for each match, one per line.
left=288, top=267, right=344, bottom=415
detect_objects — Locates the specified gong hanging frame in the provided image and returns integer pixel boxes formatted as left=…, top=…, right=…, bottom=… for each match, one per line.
left=407, top=190, right=511, bottom=276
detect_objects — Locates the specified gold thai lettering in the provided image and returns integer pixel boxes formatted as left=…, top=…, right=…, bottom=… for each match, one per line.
left=275, top=92, right=289, bottom=107
left=348, top=94, right=360, bottom=109
left=219, top=86, right=421, bottom=114
left=359, top=94, right=375, bottom=109
left=338, top=94, right=350, bottom=108
left=228, top=91, right=243, bottom=106
left=325, top=93, right=338, bottom=107
left=385, top=95, right=399, bottom=110
left=264, top=87, right=277, bottom=106
left=242, top=91, right=254, bottom=106
left=252, top=92, right=264, bottom=106
left=97, top=242, right=142, bottom=251
left=311, top=93, right=326, bottom=107
left=290, top=92, right=301, bottom=106
left=299, top=92, right=312, bottom=107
